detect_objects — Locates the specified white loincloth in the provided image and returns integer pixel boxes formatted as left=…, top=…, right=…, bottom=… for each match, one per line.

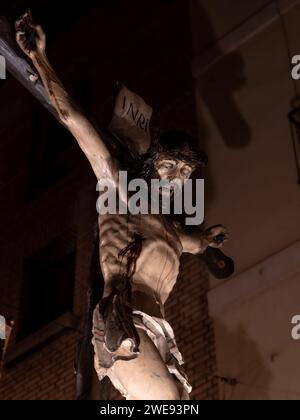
left=92, top=304, right=192, bottom=400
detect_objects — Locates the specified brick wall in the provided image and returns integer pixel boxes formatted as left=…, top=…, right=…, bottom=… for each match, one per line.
left=0, top=0, right=218, bottom=400
left=168, top=255, right=219, bottom=400
left=0, top=331, right=78, bottom=400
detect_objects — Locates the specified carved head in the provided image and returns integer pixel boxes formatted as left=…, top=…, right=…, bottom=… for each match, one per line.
left=135, top=130, right=208, bottom=186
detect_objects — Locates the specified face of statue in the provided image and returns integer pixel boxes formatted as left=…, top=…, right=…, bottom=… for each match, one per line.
left=153, top=156, right=195, bottom=198
left=155, top=157, right=194, bottom=181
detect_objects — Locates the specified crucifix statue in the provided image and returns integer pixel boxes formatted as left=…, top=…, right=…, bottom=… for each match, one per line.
left=0, top=10, right=234, bottom=400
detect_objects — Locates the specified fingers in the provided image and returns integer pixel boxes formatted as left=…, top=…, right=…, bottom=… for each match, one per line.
left=206, top=225, right=230, bottom=248
left=206, top=225, right=229, bottom=238
left=15, top=11, right=46, bottom=56
left=15, top=10, right=33, bottom=32
left=15, top=16, right=24, bottom=32
left=16, top=31, right=32, bottom=54
left=15, top=10, right=43, bottom=39
left=15, top=31, right=24, bottom=44
left=16, top=31, right=31, bottom=55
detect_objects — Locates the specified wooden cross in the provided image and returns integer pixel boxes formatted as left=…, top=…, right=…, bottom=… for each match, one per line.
left=0, top=15, right=132, bottom=164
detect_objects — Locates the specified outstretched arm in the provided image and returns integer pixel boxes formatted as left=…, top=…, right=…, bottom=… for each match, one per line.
left=15, top=11, right=118, bottom=181
left=178, top=225, right=229, bottom=255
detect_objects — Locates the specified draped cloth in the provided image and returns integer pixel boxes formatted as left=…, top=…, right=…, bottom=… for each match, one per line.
left=92, top=302, right=192, bottom=400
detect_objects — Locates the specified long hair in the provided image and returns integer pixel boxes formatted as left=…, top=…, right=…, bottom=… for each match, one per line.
left=127, top=130, right=208, bottom=183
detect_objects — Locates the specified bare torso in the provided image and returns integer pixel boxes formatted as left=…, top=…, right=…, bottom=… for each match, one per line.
left=99, top=211, right=182, bottom=305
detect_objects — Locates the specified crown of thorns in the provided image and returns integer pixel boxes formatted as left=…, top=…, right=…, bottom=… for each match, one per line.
left=131, top=130, right=208, bottom=182
left=151, top=130, right=208, bottom=168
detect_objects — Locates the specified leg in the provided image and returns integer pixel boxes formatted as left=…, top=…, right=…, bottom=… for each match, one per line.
left=108, top=328, right=180, bottom=400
